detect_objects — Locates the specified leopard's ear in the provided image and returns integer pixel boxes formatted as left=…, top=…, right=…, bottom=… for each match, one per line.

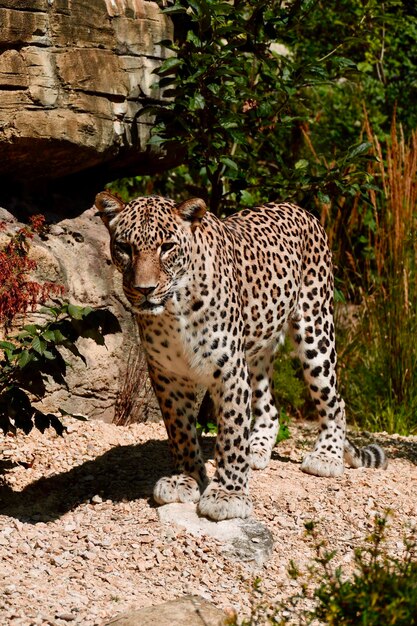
left=175, top=198, right=207, bottom=231
left=94, top=191, right=125, bottom=230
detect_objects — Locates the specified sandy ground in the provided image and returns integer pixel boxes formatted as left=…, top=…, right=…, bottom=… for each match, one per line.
left=0, top=418, right=416, bottom=626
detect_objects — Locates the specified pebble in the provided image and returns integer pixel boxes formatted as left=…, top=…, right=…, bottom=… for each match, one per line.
left=0, top=418, right=415, bottom=625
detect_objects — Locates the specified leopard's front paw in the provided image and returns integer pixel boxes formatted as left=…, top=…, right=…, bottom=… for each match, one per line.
left=301, top=451, right=344, bottom=477
left=197, top=484, right=252, bottom=521
left=249, top=446, right=272, bottom=470
left=153, top=474, right=201, bottom=505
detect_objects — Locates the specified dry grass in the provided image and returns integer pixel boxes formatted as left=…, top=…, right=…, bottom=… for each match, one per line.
left=301, top=109, right=417, bottom=432
left=364, top=109, right=417, bottom=297
left=334, top=112, right=417, bottom=433
left=113, top=347, right=154, bottom=426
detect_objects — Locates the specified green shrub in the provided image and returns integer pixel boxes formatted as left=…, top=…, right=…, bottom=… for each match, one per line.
left=0, top=302, right=120, bottom=436
left=230, top=514, right=417, bottom=626
left=130, top=0, right=379, bottom=217
left=299, top=515, right=417, bottom=626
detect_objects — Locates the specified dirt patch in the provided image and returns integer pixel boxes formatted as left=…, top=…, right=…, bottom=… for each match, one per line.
left=0, top=419, right=416, bottom=625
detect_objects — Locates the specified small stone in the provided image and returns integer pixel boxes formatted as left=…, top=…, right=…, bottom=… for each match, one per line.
left=91, top=495, right=103, bottom=504
left=79, top=550, right=93, bottom=560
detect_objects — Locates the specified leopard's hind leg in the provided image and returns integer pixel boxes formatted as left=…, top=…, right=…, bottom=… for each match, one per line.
left=290, top=300, right=347, bottom=477
left=248, top=348, right=280, bottom=470
left=289, top=243, right=386, bottom=476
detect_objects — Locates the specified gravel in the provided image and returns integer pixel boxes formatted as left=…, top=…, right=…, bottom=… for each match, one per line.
left=0, top=418, right=416, bottom=626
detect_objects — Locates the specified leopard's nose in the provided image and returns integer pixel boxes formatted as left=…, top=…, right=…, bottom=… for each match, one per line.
left=135, top=284, right=158, bottom=296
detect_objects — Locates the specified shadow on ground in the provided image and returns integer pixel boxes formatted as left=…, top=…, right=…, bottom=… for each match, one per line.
left=0, top=437, right=215, bottom=523
left=270, top=451, right=298, bottom=464
left=0, top=430, right=415, bottom=524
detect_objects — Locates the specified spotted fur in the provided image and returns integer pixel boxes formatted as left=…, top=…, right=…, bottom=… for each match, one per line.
left=95, top=192, right=387, bottom=521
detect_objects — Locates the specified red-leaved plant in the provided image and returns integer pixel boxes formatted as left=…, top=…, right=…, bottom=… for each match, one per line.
left=0, top=215, right=63, bottom=330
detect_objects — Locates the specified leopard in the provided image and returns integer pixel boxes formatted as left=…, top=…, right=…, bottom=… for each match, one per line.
left=95, top=191, right=387, bottom=522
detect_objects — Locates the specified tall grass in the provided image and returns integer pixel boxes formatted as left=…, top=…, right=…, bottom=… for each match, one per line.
left=335, top=114, right=417, bottom=434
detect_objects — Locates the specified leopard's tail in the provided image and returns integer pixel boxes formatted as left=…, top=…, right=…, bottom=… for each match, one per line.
left=344, top=439, right=388, bottom=469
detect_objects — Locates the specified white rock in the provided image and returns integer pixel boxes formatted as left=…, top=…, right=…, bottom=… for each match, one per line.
left=158, top=502, right=274, bottom=565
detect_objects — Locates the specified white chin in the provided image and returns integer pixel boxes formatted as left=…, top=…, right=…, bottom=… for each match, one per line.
left=135, top=303, right=165, bottom=315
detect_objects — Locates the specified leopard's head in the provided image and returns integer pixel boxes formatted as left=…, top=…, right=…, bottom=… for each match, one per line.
left=95, top=191, right=206, bottom=315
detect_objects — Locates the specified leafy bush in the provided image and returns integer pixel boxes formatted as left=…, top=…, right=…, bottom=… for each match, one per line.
left=0, top=303, right=119, bottom=436
left=294, top=515, right=417, bottom=626
left=230, top=514, right=417, bottom=625
left=289, top=1, right=417, bottom=139
left=130, top=0, right=377, bottom=216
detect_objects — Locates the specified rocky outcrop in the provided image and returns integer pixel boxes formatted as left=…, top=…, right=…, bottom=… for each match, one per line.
left=0, top=205, right=157, bottom=423
left=0, top=0, right=174, bottom=194
left=0, top=1, right=175, bottom=420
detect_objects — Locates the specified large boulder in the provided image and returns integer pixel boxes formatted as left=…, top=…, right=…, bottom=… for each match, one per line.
left=0, top=0, right=174, bottom=208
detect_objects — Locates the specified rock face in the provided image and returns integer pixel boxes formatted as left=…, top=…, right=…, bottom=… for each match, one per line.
left=0, top=205, right=157, bottom=423
left=0, top=0, right=174, bottom=188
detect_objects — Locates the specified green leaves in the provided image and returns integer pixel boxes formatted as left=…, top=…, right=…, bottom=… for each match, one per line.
left=156, top=56, right=184, bottom=76
left=146, top=0, right=383, bottom=215
left=295, top=159, right=309, bottom=171
left=302, top=515, right=417, bottom=626
left=149, top=0, right=301, bottom=213
left=188, top=93, right=205, bottom=111
left=111, top=0, right=417, bottom=228
left=31, top=335, right=46, bottom=355
left=0, top=301, right=121, bottom=437
left=220, top=156, right=239, bottom=171
left=66, top=303, right=93, bottom=320
left=18, top=350, right=32, bottom=369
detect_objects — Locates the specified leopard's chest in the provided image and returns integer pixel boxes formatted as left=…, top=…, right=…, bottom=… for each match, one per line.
left=137, top=313, right=211, bottom=382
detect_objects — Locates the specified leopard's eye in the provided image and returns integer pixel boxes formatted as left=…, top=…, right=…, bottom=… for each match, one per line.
left=116, top=241, right=132, bottom=257
left=160, top=241, right=176, bottom=254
